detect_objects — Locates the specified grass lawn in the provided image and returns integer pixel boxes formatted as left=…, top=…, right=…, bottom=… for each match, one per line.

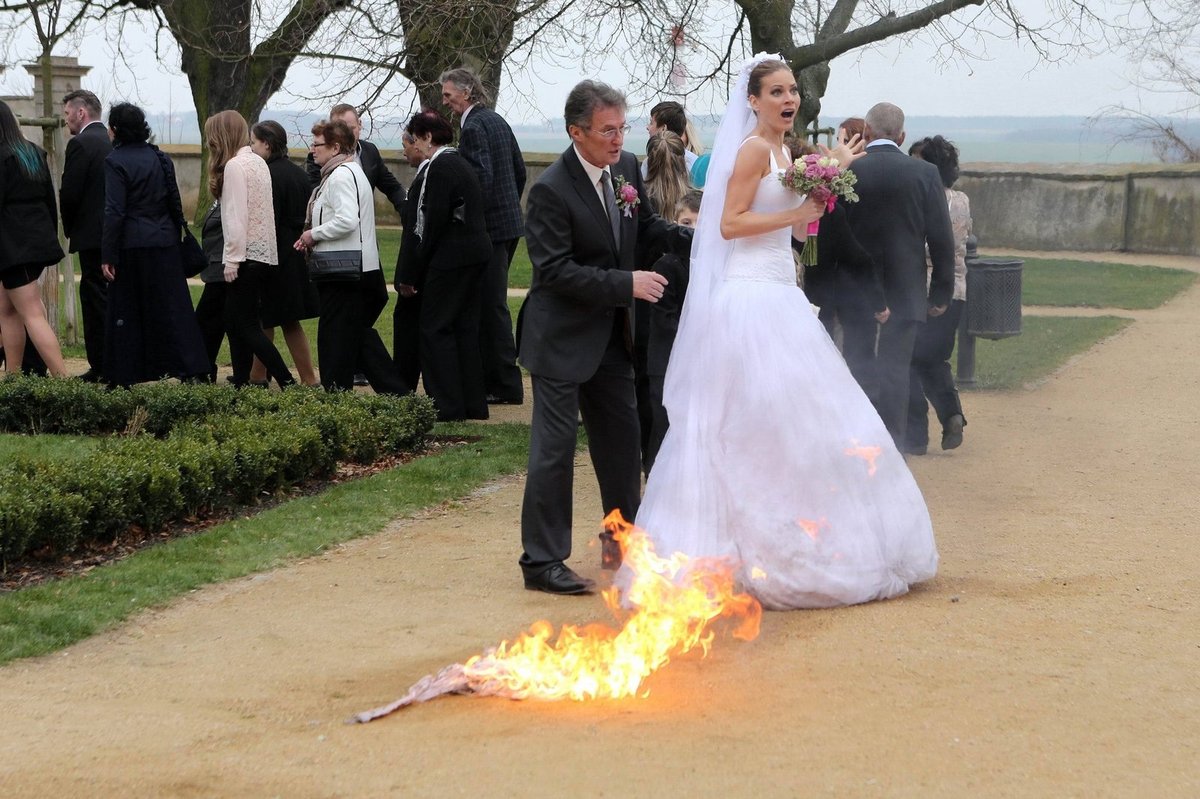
left=376, top=227, right=532, bottom=289
left=983, top=255, right=1197, bottom=310
left=0, top=422, right=531, bottom=665
left=963, top=315, right=1133, bottom=390
left=0, top=433, right=100, bottom=461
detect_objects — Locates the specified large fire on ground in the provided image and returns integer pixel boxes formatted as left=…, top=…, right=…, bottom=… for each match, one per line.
left=351, top=511, right=762, bottom=722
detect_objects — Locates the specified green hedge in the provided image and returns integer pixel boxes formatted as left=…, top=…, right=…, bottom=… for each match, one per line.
left=0, top=376, right=437, bottom=564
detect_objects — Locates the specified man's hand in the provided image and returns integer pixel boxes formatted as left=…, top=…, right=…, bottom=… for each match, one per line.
left=874, top=307, right=891, bottom=324
left=632, top=270, right=668, bottom=303
left=397, top=283, right=418, bottom=298
left=101, top=263, right=116, bottom=281
left=928, top=304, right=947, bottom=318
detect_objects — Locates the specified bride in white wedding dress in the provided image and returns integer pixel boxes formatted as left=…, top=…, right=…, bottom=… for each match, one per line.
left=632, top=55, right=938, bottom=610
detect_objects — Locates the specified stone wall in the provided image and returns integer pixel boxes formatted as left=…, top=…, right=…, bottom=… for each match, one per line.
left=959, top=162, right=1200, bottom=256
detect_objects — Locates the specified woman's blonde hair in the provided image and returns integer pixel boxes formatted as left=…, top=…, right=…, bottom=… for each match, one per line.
left=683, top=118, right=704, bottom=156
left=204, top=109, right=249, bottom=199
left=644, top=131, right=691, bottom=221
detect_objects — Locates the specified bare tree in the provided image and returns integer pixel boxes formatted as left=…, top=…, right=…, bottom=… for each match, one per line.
left=1103, top=0, right=1200, bottom=162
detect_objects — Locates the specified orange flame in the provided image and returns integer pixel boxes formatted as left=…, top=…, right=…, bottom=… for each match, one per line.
left=796, top=517, right=826, bottom=541
left=844, top=442, right=882, bottom=476
left=458, top=510, right=761, bottom=701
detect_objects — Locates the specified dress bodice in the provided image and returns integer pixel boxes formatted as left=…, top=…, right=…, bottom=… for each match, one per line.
left=726, top=140, right=801, bottom=285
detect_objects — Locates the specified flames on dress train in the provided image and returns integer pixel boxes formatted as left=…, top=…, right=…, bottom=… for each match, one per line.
left=844, top=442, right=882, bottom=476
left=351, top=511, right=763, bottom=722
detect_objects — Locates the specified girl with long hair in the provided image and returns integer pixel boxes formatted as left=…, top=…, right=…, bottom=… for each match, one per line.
left=196, top=109, right=294, bottom=387
left=643, top=130, right=691, bottom=222
left=0, top=100, right=68, bottom=377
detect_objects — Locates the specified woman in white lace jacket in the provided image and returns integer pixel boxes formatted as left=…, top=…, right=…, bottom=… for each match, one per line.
left=296, top=117, right=407, bottom=394
left=196, top=110, right=295, bottom=387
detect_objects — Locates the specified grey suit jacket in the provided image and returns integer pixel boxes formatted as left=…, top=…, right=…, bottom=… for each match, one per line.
left=517, top=146, right=688, bottom=383
left=845, top=144, right=955, bottom=322
left=458, top=105, right=526, bottom=242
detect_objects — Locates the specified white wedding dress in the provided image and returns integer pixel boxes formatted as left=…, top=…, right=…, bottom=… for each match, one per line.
left=633, top=139, right=938, bottom=610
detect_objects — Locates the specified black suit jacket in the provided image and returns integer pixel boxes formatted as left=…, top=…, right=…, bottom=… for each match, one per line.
left=802, top=202, right=885, bottom=319
left=458, top=105, right=526, bottom=243
left=646, top=251, right=688, bottom=377
left=396, top=151, right=492, bottom=288
left=306, top=139, right=405, bottom=214
left=60, top=121, right=112, bottom=252
left=518, top=146, right=690, bottom=383
left=845, top=144, right=955, bottom=323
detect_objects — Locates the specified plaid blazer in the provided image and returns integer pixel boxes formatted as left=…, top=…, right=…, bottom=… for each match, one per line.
left=458, top=106, right=526, bottom=243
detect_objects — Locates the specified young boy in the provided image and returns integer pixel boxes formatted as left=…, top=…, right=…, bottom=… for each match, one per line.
left=644, top=189, right=701, bottom=472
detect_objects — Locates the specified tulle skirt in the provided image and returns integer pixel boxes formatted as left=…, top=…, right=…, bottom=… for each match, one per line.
left=634, top=277, right=938, bottom=610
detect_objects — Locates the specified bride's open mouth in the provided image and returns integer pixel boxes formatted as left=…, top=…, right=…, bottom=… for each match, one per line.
left=781, top=109, right=796, bottom=121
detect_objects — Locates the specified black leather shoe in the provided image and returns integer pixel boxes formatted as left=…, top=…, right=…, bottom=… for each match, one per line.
left=599, top=531, right=622, bottom=571
left=941, top=414, right=965, bottom=450
left=353, top=372, right=369, bottom=387
left=523, top=563, right=595, bottom=595
left=77, top=368, right=104, bottom=383
left=901, top=443, right=927, bottom=456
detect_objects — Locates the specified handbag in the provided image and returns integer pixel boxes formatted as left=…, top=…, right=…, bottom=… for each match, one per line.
left=151, top=146, right=205, bottom=277
left=178, top=226, right=207, bottom=278
left=309, top=165, right=364, bottom=283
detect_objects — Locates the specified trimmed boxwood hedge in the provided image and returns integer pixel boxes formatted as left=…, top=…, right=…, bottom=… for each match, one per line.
left=0, top=376, right=437, bottom=564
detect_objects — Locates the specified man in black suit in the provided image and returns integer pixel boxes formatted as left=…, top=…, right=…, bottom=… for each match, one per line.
left=517, top=80, right=690, bottom=596
left=441, top=67, right=526, bottom=405
left=844, top=102, right=955, bottom=451
left=60, top=89, right=112, bottom=382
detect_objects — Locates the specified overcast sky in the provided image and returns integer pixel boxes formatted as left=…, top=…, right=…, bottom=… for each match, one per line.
left=0, top=4, right=1186, bottom=124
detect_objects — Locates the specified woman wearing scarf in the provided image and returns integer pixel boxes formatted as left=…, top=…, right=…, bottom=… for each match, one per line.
left=294, top=118, right=406, bottom=394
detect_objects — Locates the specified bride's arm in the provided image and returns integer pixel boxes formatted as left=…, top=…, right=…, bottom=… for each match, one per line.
left=720, top=139, right=823, bottom=240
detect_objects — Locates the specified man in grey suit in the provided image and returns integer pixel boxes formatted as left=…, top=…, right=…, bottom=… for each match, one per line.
left=517, top=80, right=690, bottom=595
left=441, top=67, right=526, bottom=405
left=844, top=102, right=955, bottom=451
left=60, top=89, right=112, bottom=382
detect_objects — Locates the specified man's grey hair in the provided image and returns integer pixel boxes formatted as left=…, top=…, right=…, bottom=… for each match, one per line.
left=864, top=102, right=905, bottom=142
left=439, top=67, right=492, bottom=108
left=563, top=80, right=626, bottom=134
left=62, top=89, right=102, bottom=120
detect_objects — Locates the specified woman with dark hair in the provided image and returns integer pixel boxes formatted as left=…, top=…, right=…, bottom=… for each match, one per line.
left=295, top=118, right=406, bottom=394
left=0, top=100, right=68, bottom=377
left=100, top=102, right=208, bottom=386
left=394, top=109, right=490, bottom=421
left=248, top=120, right=319, bottom=385
left=905, top=134, right=971, bottom=454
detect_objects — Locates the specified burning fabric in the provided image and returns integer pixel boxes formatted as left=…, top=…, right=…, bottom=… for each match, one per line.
left=351, top=511, right=762, bottom=723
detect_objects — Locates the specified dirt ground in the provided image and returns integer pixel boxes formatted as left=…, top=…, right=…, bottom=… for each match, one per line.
left=2, top=252, right=1198, bottom=797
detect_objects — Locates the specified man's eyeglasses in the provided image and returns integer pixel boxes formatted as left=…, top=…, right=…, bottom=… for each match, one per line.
left=586, top=125, right=631, bottom=140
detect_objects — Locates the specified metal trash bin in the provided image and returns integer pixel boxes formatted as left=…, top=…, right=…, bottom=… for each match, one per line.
left=965, top=258, right=1023, bottom=340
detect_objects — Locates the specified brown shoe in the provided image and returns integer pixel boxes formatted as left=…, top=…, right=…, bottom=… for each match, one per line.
left=599, top=531, right=622, bottom=571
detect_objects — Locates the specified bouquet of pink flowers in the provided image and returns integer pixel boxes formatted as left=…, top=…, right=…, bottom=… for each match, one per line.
left=780, top=153, right=859, bottom=265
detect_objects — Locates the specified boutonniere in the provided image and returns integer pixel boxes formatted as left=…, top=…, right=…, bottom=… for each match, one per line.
left=613, top=175, right=640, bottom=217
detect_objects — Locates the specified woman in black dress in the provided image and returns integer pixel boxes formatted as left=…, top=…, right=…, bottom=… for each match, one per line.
left=0, top=100, right=68, bottom=377
left=100, top=102, right=209, bottom=387
left=248, top=120, right=319, bottom=386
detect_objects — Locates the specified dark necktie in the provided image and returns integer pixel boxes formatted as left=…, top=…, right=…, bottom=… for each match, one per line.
left=600, top=170, right=620, bottom=246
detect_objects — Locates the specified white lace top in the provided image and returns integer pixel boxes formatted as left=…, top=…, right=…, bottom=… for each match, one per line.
left=220, top=147, right=278, bottom=267
left=725, top=138, right=801, bottom=285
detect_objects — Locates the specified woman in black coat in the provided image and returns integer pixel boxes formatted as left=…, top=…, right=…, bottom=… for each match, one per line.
left=248, top=120, right=319, bottom=385
left=100, top=102, right=209, bottom=386
left=395, top=110, right=491, bottom=421
left=0, top=100, right=68, bottom=377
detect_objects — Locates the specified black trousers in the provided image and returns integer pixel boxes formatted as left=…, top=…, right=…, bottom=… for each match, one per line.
left=907, top=299, right=966, bottom=448
left=841, top=316, right=920, bottom=446
left=195, top=264, right=294, bottom=386
left=840, top=314, right=880, bottom=400
left=519, top=337, right=641, bottom=576
left=420, top=263, right=488, bottom=421
left=76, top=248, right=107, bottom=374
left=317, top=269, right=407, bottom=394
left=645, top=372, right=669, bottom=473
left=392, top=291, right=422, bottom=391
left=478, top=238, right=524, bottom=402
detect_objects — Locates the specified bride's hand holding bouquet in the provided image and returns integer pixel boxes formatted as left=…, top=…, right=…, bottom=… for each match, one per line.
left=781, top=128, right=864, bottom=263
